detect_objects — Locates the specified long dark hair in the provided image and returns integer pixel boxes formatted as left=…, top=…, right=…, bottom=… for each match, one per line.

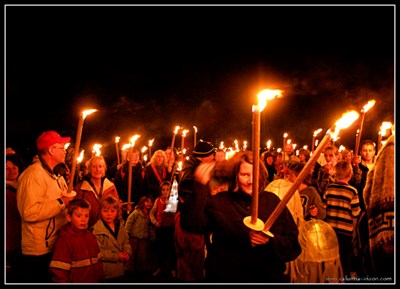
left=215, top=151, right=268, bottom=192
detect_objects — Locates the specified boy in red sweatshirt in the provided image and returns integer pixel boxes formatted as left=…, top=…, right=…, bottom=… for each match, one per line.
left=49, top=198, right=104, bottom=283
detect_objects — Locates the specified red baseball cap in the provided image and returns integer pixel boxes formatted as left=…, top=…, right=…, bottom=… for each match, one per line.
left=36, top=131, right=71, bottom=151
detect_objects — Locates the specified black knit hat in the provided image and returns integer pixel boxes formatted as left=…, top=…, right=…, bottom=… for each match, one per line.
left=193, top=140, right=215, bottom=158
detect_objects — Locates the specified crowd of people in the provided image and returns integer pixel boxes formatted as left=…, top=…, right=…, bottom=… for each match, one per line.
left=5, top=129, right=395, bottom=284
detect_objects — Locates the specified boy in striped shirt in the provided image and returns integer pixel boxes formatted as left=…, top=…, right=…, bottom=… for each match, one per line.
left=324, top=160, right=361, bottom=279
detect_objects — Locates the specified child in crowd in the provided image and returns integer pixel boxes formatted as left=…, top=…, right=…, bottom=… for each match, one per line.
left=150, top=181, right=177, bottom=278
left=285, top=163, right=326, bottom=221
left=324, top=161, right=361, bottom=279
left=125, top=195, right=157, bottom=279
left=313, top=145, right=341, bottom=198
left=92, top=196, right=132, bottom=283
left=49, top=198, right=104, bottom=283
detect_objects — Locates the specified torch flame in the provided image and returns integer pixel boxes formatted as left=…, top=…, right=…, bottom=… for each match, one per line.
left=174, top=126, right=181, bottom=134
left=130, top=135, right=141, bottom=147
left=115, top=136, right=120, bottom=143
left=313, top=128, right=322, bottom=137
left=148, top=138, right=154, bottom=146
left=283, top=132, right=288, bottom=138
left=329, top=110, right=359, bottom=139
left=267, top=139, right=271, bottom=149
left=193, top=126, right=198, bottom=133
left=82, top=109, right=97, bottom=120
left=257, top=89, right=282, bottom=112
left=219, top=141, right=225, bottom=149
left=380, top=121, right=393, bottom=137
left=234, top=140, right=239, bottom=151
left=141, top=146, right=148, bottom=153
left=121, top=144, right=130, bottom=151
left=77, top=149, right=85, bottom=163
left=64, top=143, right=70, bottom=150
left=92, top=144, right=102, bottom=156
left=362, top=99, right=376, bottom=113
left=182, top=129, right=189, bottom=137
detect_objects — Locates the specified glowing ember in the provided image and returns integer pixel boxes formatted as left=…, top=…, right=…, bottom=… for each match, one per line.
left=362, top=99, right=376, bottom=113
left=82, top=109, right=97, bottom=120
left=121, top=144, right=130, bottom=151
left=77, top=150, right=85, bottom=163
left=257, top=89, right=282, bottom=111
left=380, top=121, right=393, bottom=136
left=313, top=128, right=322, bottom=137
left=130, top=135, right=141, bottom=147
left=330, top=110, right=360, bottom=139
left=174, top=125, right=181, bottom=134
left=92, top=143, right=102, bottom=156
left=182, top=129, right=189, bottom=137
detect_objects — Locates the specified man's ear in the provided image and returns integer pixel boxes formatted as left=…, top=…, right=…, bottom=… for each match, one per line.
left=48, top=146, right=55, bottom=156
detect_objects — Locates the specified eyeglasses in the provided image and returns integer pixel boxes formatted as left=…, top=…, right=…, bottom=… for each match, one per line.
left=53, top=146, right=66, bottom=151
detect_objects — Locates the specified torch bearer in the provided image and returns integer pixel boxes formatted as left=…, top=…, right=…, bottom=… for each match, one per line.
left=282, top=132, right=288, bottom=162
left=141, top=146, right=148, bottom=163
left=127, top=134, right=140, bottom=210
left=115, top=136, right=121, bottom=165
left=243, top=89, right=282, bottom=231
left=148, top=138, right=154, bottom=160
left=354, top=99, right=376, bottom=155
left=193, top=126, right=198, bottom=147
left=76, top=149, right=85, bottom=183
left=170, top=125, right=180, bottom=152
left=181, top=129, right=189, bottom=156
left=67, top=109, right=97, bottom=193
left=377, top=121, right=393, bottom=151
left=266, top=139, right=272, bottom=151
left=311, top=128, right=322, bottom=154
left=92, top=143, right=102, bottom=157
left=261, top=110, right=359, bottom=236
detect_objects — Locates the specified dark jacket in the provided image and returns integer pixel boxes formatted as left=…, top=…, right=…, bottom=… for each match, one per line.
left=143, top=164, right=171, bottom=200
left=180, top=181, right=301, bottom=283
left=114, top=161, right=145, bottom=204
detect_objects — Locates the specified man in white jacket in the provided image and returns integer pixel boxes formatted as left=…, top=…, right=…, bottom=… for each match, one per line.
left=16, top=131, right=75, bottom=283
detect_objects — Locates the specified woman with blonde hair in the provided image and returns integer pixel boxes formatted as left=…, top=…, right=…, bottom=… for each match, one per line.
left=143, top=150, right=172, bottom=201
left=75, top=156, right=120, bottom=228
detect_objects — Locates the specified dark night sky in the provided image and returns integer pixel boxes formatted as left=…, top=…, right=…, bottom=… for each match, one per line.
left=5, top=4, right=395, bottom=163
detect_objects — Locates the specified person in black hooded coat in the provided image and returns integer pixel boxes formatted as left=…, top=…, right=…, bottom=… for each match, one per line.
left=180, top=150, right=301, bottom=283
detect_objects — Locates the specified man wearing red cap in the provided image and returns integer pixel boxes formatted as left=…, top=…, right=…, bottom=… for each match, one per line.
left=16, top=130, right=76, bottom=283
